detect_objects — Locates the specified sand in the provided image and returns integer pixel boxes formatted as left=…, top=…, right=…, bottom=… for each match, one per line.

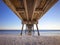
left=0, top=34, right=60, bottom=45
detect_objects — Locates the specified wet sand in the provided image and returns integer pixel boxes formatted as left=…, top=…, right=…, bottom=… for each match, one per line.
left=0, top=34, right=60, bottom=45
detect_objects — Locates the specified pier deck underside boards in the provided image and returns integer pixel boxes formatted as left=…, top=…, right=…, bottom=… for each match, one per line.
left=3, top=0, right=58, bottom=21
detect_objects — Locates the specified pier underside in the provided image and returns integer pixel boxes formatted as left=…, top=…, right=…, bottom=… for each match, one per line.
left=3, top=0, right=58, bottom=35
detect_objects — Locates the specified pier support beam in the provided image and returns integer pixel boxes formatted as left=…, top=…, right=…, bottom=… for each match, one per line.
left=21, top=24, right=24, bottom=35
left=33, top=24, right=34, bottom=35
left=36, top=24, right=40, bottom=36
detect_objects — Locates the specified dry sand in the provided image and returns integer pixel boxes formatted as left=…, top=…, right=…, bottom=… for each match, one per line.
left=0, top=34, right=60, bottom=45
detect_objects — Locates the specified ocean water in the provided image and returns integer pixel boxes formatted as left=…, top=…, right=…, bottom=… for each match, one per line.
left=0, top=30, right=60, bottom=36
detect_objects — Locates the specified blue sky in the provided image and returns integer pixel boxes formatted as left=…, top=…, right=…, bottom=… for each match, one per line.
left=0, top=0, right=60, bottom=30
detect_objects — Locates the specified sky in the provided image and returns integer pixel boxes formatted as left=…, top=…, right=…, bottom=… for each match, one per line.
left=0, top=0, right=60, bottom=30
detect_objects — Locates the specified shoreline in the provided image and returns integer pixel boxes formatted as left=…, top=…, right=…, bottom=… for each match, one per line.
left=0, top=34, right=60, bottom=45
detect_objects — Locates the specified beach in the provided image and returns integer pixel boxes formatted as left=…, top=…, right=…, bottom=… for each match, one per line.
left=0, top=34, right=60, bottom=45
